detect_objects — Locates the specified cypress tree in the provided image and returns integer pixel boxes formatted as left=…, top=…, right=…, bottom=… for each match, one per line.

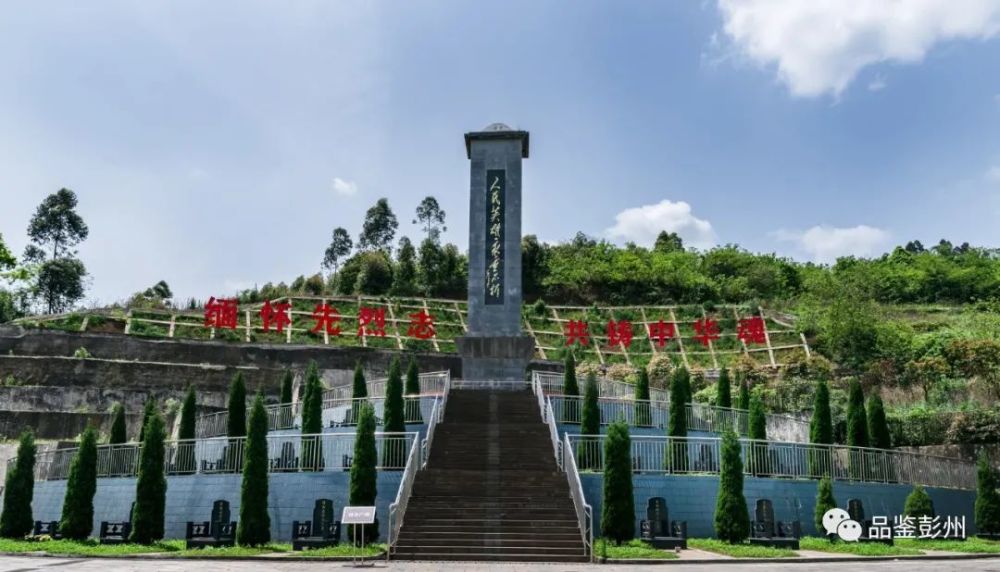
left=814, top=475, right=837, bottom=537
left=137, top=398, right=156, bottom=443
left=716, top=367, right=732, bottom=409
left=350, top=362, right=367, bottom=424
left=809, top=380, right=833, bottom=476
left=382, top=358, right=406, bottom=468
left=867, top=395, right=891, bottom=449
left=634, top=368, right=651, bottom=427
left=237, top=394, right=271, bottom=546
left=975, top=452, right=1000, bottom=535
left=678, top=367, right=692, bottom=404
left=179, top=386, right=197, bottom=441
left=0, top=430, right=36, bottom=538
left=349, top=403, right=378, bottom=544
left=279, top=369, right=293, bottom=404
left=668, top=367, right=689, bottom=471
left=563, top=353, right=580, bottom=423
left=747, top=394, right=768, bottom=475
left=737, top=379, right=751, bottom=411
left=578, top=372, right=601, bottom=470
left=904, top=485, right=935, bottom=519
left=227, top=372, right=248, bottom=438
left=404, top=358, right=423, bottom=423
left=845, top=380, right=869, bottom=447
left=301, top=361, right=324, bottom=471
left=131, top=412, right=167, bottom=544
left=109, top=402, right=127, bottom=444
left=713, top=430, right=750, bottom=544
left=60, top=427, right=98, bottom=540
left=601, top=421, right=635, bottom=545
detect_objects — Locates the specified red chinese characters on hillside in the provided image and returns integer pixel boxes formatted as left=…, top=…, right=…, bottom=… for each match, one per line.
left=561, top=315, right=769, bottom=348
left=204, top=297, right=239, bottom=329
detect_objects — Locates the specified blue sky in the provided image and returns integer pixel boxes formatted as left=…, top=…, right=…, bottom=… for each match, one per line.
left=1, top=1, right=999, bottom=305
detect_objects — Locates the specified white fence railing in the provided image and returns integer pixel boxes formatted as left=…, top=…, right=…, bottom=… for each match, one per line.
left=388, top=436, right=421, bottom=555
left=323, top=371, right=451, bottom=401
left=533, top=371, right=669, bottom=402
left=564, top=434, right=976, bottom=491
left=28, top=432, right=418, bottom=481
left=532, top=378, right=563, bottom=468
left=562, top=433, right=593, bottom=560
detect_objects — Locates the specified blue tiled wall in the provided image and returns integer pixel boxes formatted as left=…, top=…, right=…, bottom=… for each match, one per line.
left=580, top=473, right=977, bottom=538
left=29, top=471, right=403, bottom=542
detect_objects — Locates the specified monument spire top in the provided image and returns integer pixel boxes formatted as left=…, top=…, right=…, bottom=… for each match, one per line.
left=464, top=124, right=529, bottom=159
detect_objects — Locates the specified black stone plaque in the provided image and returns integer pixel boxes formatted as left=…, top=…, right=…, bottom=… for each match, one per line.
left=484, top=169, right=505, bottom=305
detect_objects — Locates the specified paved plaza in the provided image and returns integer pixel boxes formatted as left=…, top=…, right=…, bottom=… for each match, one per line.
left=0, top=557, right=999, bottom=572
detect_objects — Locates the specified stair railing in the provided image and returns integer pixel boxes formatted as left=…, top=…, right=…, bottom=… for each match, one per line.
left=387, top=435, right=421, bottom=557
left=562, top=432, right=594, bottom=560
left=420, top=396, right=441, bottom=468
left=533, top=377, right=563, bottom=468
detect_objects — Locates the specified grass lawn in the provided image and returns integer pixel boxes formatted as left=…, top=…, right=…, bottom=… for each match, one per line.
left=688, top=538, right=798, bottom=558
left=595, top=538, right=678, bottom=560
left=297, top=543, right=386, bottom=558
left=177, top=543, right=290, bottom=557
left=896, top=537, right=1000, bottom=554
left=799, top=537, right=922, bottom=556
left=0, top=538, right=184, bottom=556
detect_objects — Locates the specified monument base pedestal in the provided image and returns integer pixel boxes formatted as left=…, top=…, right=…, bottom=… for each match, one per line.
left=456, top=335, right=535, bottom=382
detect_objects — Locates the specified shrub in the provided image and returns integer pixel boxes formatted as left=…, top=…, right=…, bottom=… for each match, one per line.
left=605, top=363, right=636, bottom=382
left=646, top=354, right=674, bottom=389
left=578, top=373, right=601, bottom=470
left=349, top=403, right=378, bottom=544
left=714, top=430, right=750, bottom=544
left=634, top=368, right=651, bottom=427
left=237, top=394, right=271, bottom=546
left=904, top=485, right=935, bottom=519
left=131, top=413, right=167, bottom=544
left=601, top=421, right=635, bottom=545
left=814, top=475, right=837, bottom=537
left=975, top=452, right=1000, bottom=535
left=716, top=368, right=732, bottom=409
left=382, top=358, right=406, bottom=467
left=59, top=427, right=98, bottom=540
left=227, top=372, right=247, bottom=438
left=0, top=430, right=36, bottom=538
left=109, top=402, right=127, bottom=444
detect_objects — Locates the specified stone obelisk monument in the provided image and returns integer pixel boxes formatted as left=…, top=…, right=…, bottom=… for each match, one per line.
left=456, top=123, right=536, bottom=381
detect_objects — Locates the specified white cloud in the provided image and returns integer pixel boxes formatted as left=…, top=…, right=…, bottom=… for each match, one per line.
left=987, top=165, right=1000, bottom=184
left=605, top=199, right=716, bottom=249
left=332, top=177, right=358, bottom=196
left=772, top=225, right=890, bottom=262
left=716, top=0, right=1000, bottom=98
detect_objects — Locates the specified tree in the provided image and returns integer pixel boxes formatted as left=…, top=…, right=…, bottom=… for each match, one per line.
left=414, top=196, right=447, bottom=243
left=280, top=369, right=293, bottom=405
left=349, top=403, right=378, bottom=544
left=137, top=398, right=157, bottom=443
left=109, top=402, right=127, bottom=444
left=416, top=238, right=445, bottom=297
left=0, top=233, right=15, bottom=270
left=237, top=394, right=271, bottom=546
left=737, top=380, right=751, bottom=411
left=634, top=368, right=652, bottom=427
left=578, top=373, right=601, bottom=470
left=714, top=430, right=750, bottom=544
left=668, top=367, right=689, bottom=471
left=382, top=358, right=406, bottom=467
left=27, top=188, right=89, bottom=260
left=391, top=237, right=418, bottom=296
left=814, top=475, right=837, bottom=537
left=349, top=362, right=367, bottom=423
left=143, top=280, right=173, bottom=300
left=358, top=198, right=399, bottom=253
left=131, top=412, right=167, bottom=544
left=60, top=427, right=98, bottom=540
left=301, top=361, right=324, bottom=470
left=747, top=394, right=767, bottom=475
left=904, top=485, right=934, bottom=519
left=601, top=421, right=635, bottom=545
left=227, top=372, right=247, bottom=438
left=404, top=358, right=423, bottom=423
left=902, top=357, right=949, bottom=403
left=810, top=380, right=833, bottom=445
left=975, top=452, right=1000, bottom=535
left=26, top=189, right=89, bottom=314
left=653, top=231, right=684, bottom=253
left=845, top=380, right=869, bottom=448
left=716, top=367, right=732, bottom=409
left=323, top=227, right=353, bottom=273
left=179, top=386, right=197, bottom=441
left=0, top=430, right=36, bottom=538
left=521, top=235, right=548, bottom=300
left=562, top=353, right=580, bottom=423
left=867, top=395, right=891, bottom=449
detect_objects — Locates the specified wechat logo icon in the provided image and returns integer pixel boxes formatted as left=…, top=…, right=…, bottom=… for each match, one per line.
left=822, top=508, right=863, bottom=542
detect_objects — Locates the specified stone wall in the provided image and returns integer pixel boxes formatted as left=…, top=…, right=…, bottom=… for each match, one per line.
left=27, top=471, right=403, bottom=542
left=581, top=473, right=977, bottom=538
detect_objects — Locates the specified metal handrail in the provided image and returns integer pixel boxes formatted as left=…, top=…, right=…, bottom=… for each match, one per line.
left=532, top=370, right=669, bottom=402
left=564, top=434, right=976, bottom=491
left=562, top=432, right=593, bottom=560
left=24, top=432, right=419, bottom=481
left=387, top=436, right=421, bottom=556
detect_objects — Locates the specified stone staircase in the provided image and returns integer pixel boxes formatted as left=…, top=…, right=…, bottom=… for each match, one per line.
left=392, top=387, right=588, bottom=562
